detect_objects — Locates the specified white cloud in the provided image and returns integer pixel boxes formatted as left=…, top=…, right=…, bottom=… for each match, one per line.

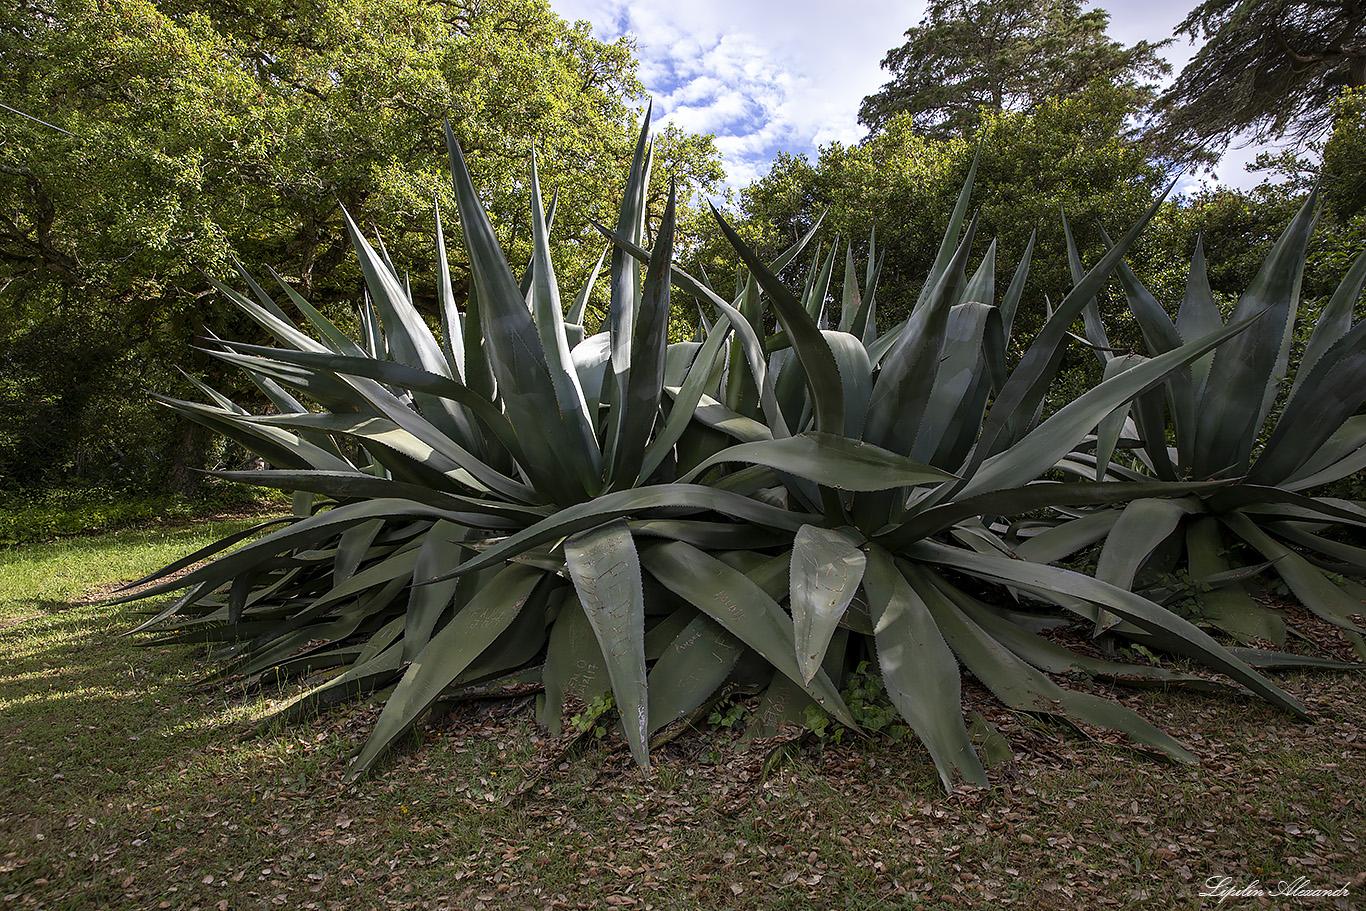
left=550, top=0, right=1282, bottom=194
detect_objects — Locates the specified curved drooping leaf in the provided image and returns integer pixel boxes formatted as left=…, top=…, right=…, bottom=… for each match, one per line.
left=909, top=565, right=1198, bottom=765
left=564, top=521, right=650, bottom=769
left=427, top=484, right=809, bottom=583
left=679, top=432, right=953, bottom=491
left=638, top=540, right=856, bottom=728
left=646, top=614, right=744, bottom=734
left=349, top=563, right=542, bottom=779
left=862, top=547, right=987, bottom=789
left=909, top=540, right=1309, bottom=719
left=790, top=526, right=866, bottom=684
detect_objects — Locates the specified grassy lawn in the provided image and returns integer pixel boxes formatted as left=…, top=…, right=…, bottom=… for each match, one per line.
left=1, top=518, right=1363, bottom=910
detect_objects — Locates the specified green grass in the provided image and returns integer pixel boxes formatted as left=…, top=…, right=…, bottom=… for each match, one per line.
left=0, top=485, right=289, bottom=546
left=1, top=518, right=1363, bottom=910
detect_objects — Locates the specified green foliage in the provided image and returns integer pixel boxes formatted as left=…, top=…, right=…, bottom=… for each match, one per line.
left=730, top=82, right=1164, bottom=340
left=0, top=0, right=721, bottom=493
left=570, top=693, right=616, bottom=739
left=858, top=0, right=1169, bottom=137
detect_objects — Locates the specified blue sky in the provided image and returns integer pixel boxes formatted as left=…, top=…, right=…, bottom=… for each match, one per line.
left=547, top=0, right=1280, bottom=194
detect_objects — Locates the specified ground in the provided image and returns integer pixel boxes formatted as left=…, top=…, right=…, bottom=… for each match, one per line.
left=0, top=517, right=1363, bottom=910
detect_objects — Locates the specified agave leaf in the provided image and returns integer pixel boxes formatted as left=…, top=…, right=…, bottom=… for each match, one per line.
left=334, top=518, right=385, bottom=583
left=1270, top=520, right=1366, bottom=571
left=609, top=181, right=677, bottom=487
left=697, top=282, right=789, bottom=437
left=563, top=521, right=650, bottom=769
left=1011, top=508, right=1123, bottom=564
left=526, top=149, right=602, bottom=491
left=568, top=245, right=610, bottom=330
left=679, top=432, right=953, bottom=491
left=541, top=594, right=609, bottom=736
left=427, top=484, right=809, bottom=583
left=219, top=344, right=526, bottom=467
left=685, top=393, right=775, bottom=443
left=1098, top=226, right=1197, bottom=452
left=1092, top=355, right=1144, bottom=480
left=1291, top=248, right=1366, bottom=399
left=1221, top=512, right=1366, bottom=633
left=741, top=671, right=818, bottom=742
left=1203, top=486, right=1366, bottom=527
left=638, top=540, right=857, bottom=728
left=1252, top=316, right=1366, bottom=485
left=1062, top=213, right=1112, bottom=366
left=211, top=469, right=544, bottom=523
left=852, top=241, right=885, bottom=347
left=1192, top=191, right=1317, bottom=478
left=909, top=540, right=1308, bottom=719
left=998, top=232, right=1034, bottom=347
left=1283, top=415, right=1366, bottom=490
left=790, top=526, right=866, bottom=684
left=838, top=244, right=860, bottom=332
left=804, top=239, right=837, bottom=324
left=123, top=498, right=475, bottom=603
left=966, top=179, right=1175, bottom=474
left=944, top=583, right=1238, bottom=693
left=446, top=126, right=588, bottom=504
left=1226, top=647, right=1366, bottom=670
left=177, top=368, right=248, bottom=414
left=607, top=108, right=653, bottom=411
left=265, top=642, right=406, bottom=726
left=914, top=149, right=979, bottom=315
left=862, top=547, right=987, bottom=790
left=433, top=204, right=466, bottom=381
left=823, top=330, right=874, bottom=439
left=1186, top=516, right=1286, bottom=644
left=955, top=307, right=1266, bottom=500
left=639, top=313, right=733, bottom=481
left=890, top=479, right=1230, bottom=547
left=404, top=521, right=466, bottom=662
left=208, top=272, right=330, bottom=356
left=646, top=614, right=744, bottom=733
left=710, top=205, right=845, bottom=437
left=908, top=565, right=1197, bottom=764
left=864, top=216, right=976, bottom=461
left=1095, top=498, right=1199, bottom=593
left=914, top=300, right=998, bottom=464
left=251, top=411, right=533, bottom=503
left=349, top=563, right=542, bottom=779
left=155, top=396, right=354, bottom=473
left=339, top=207, right=452, bottom=381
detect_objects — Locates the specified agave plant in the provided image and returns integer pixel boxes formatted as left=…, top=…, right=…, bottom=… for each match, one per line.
left=120, top=112, right=1336, bottom=793
left=1013, top=194, right=1366, bottom=657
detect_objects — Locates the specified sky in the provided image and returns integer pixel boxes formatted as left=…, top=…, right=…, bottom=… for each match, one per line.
left=546, top=0, right=1280, bottom=195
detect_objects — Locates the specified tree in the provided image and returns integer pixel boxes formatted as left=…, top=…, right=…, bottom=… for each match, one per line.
left=733, top=82, right=1166, bottom=341
left=0, top=0, right=720, bottom=491
left=858, top=0, right=1169, bottom=138
left=1147, top=0, right=1366, bottom=157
